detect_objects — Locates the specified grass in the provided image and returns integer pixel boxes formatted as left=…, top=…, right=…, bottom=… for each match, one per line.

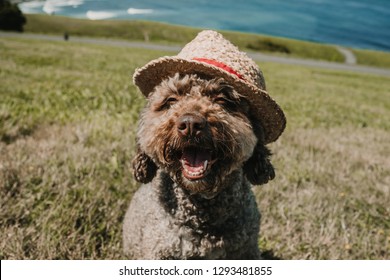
left=0, top=37, right=389, bottom=259
left=352, top=48, right=390, bottom=69
left=24, top=14, right=345, bottom=62
left=23, top=14, right=390, bottom=68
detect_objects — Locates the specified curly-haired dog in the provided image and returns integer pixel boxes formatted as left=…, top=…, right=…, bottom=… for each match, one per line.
left=123, top=31, right=286, bottom=259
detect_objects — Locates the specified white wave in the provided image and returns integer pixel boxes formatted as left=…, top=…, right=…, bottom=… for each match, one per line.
left=86, top=11, right=117, bottom=20
left=19, top=1, right=45, bottom=9
left=127, top=8, right=154, bottom=15
left=46, top=0, right=84, bottom=7
left=68, top=0, right=84, bottom=7
left=43, top=0, right=84, bottom=14
left=19, top=1, right=45, bottom=14
left=43, top=3, right=58, bottom=15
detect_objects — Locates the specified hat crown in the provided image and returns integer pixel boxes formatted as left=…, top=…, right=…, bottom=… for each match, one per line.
left=178, top=30, right=266, bottom=90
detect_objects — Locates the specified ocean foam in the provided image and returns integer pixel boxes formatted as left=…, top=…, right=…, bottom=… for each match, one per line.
left=46, top=0, right=84, bottom=7
left=43, top=3, right=58, bottom=15
left=127, top=8, right=154, bottom=15
left=19, top=1, right=45, bottom=9
left=43, top=0, right=84, bottom=15
left=86, top=11, right=117, bottom=20
left=19, top=1, right=45, bottom=14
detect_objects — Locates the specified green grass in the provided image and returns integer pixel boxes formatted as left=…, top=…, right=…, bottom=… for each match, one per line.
left=23, top=14, right=346, bottom=62
left=352, top=48, right=390, bottom=69
left=1, top=37, right=389, bottom=259
left=23, top=14, right=390, bottom=68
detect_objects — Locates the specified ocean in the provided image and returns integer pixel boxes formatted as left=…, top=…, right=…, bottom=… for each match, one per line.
left=19, top=0, right=390, bottom=51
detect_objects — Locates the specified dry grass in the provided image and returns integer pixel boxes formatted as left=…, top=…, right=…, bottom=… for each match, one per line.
left=1, top=122, right=135, bottom=259
left=260, top=127, right=389, bottom=259
left=0, top=37, right=389, bottom=259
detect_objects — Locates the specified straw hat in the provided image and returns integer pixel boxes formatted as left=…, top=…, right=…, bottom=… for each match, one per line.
left=133, top=30, right=286, bottom=144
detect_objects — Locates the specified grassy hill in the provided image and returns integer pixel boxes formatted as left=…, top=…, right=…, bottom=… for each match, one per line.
left=23, top=14, right=390, bottom=68
left=0, top=36, right=389, bottom=259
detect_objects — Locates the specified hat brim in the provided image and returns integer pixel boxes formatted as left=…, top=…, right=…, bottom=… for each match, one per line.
left=133, top=56, right=286, bottom=144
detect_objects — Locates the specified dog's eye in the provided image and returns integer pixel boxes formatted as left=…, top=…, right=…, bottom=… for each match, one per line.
left=165, top=97, right=178, bottom=105
left=157, top=96, right=178, bottom=110
left=214, top=96, right=238, bottom=110
left=215, top=97, right=229, bottom=105
left=154, top=96, right=179, bottom=111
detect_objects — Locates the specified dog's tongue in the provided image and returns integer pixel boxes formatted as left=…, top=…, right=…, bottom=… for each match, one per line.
left=181, top=148, right=211, bottom=172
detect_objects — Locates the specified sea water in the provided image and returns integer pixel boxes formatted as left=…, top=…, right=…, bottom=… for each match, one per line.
left=19, top=0, right=390, bottom=51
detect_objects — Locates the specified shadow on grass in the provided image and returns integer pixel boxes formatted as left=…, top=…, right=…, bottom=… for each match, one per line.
left=261, top=249, right=282, bottom=260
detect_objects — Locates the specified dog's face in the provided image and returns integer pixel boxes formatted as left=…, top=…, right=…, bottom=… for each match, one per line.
left=133, top=74, right=274, bottom=198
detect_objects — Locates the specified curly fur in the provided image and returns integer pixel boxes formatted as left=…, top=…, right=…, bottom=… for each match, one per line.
left=123, top=74, right=275, bottom=259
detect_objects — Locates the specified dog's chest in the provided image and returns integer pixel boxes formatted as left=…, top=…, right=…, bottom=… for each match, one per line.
left=157, top=197, right=256, bottom=259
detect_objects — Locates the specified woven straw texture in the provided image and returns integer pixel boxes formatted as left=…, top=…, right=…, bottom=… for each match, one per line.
left=133, top=30, right=286, bottom=143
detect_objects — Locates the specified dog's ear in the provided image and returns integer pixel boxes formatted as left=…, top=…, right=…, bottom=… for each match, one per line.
left=243, top=143, right=275, bottom=185
left=132, top=148, right=158, bottom=184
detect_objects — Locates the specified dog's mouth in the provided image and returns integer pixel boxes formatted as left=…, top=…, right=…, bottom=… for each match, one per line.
left=179, top=146, right=216, bottom=180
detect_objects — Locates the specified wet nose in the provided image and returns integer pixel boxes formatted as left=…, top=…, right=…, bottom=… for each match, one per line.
left=177, top=114, right=207, bottom=137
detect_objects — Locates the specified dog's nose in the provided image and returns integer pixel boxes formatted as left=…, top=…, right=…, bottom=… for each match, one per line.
left=177, top=114, right=207, bottom=137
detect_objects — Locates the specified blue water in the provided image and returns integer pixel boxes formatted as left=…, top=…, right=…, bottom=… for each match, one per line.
left=20, top=0, right=390, bottom=51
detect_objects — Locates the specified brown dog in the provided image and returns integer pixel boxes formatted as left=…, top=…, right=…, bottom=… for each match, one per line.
left=123, top=31, right=285, bottom=259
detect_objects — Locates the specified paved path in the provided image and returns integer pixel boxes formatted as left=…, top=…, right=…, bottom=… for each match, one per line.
left=336, top=46, right=357, bottom=64
left=1, top=31, right=389, bottom=77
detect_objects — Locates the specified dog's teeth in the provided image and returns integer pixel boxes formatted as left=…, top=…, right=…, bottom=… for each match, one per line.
left=187, top=170, right=205, bottom=177
left=203, top=160, right=208, bottom=170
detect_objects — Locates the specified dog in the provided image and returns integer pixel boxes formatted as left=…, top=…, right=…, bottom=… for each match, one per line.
left=123, top=30, right=286, bottom=259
